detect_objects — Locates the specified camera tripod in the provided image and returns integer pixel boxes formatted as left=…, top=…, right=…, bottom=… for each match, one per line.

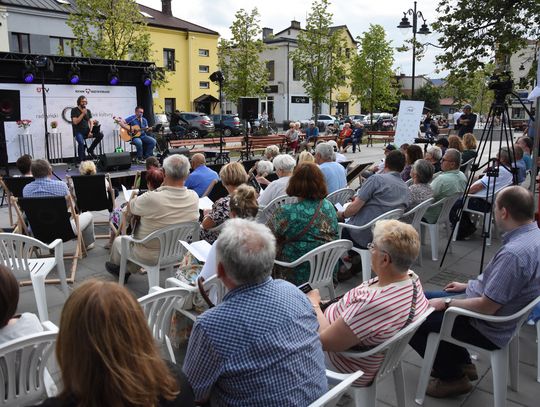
left=439, top=94, right=519, bottom=274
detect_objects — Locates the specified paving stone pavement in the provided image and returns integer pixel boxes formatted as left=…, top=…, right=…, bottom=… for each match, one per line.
left=3, top=139, right=538, bottom=406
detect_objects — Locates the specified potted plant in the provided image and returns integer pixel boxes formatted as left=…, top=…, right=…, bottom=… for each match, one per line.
left=16, top=119, right=32, bottom=134
left=50, top=121, right=58, bottom=133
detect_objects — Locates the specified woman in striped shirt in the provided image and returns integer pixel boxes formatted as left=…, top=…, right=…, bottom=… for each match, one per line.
left=307, top=219, right=430, bottom=386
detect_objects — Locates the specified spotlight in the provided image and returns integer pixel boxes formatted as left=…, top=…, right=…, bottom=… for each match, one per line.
left=108, top=67, right=119, bottom=85
left=22, top=61, right=36, bottom=83
left=209, top=70, right=225, bottom=84
left=142, top=74, right=152, bottom=86
left=34, top=55, right=54, bottom=72
left=68, top=63, right=80, bottom=85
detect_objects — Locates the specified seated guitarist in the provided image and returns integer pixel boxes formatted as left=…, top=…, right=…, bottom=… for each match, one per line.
left=121, top=106, right=157, bottom=163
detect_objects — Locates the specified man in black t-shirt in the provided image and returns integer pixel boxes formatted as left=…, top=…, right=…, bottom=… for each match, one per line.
left=71, top=96, right=102, bottom=161
left=457, top=104, right=477, bottom=137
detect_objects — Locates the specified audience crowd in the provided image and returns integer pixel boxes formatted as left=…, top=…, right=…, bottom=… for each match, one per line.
left=3, top=121, right=539, bottom=406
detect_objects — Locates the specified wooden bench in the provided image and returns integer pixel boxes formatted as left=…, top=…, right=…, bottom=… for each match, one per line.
left=169, top=136, right=247, bottom=162
left=246, top=135, right=287, bottom=158
left=438, top=128, right=450, bottom=136
left=366, top=131, right=395, bottom=147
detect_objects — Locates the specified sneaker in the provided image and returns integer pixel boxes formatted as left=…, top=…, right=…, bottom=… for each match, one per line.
left=105, top=261, right=131, bottom=284
left=86, top=243, right=95, bottom=251
left=426, top=376, right=472, bottom=398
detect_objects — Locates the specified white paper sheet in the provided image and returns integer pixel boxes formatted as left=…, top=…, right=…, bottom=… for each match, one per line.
left=180, top=240, right=212, bottom=263
left=199, top=196, right=214, bottom=211
left=121, top=184, right=138, bottom=202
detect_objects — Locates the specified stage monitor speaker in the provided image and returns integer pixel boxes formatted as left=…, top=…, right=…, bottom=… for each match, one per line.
left=98, top=152, right=132, bottom=171
left=0, top=90, right=21, bottom=122
left=159, top=148, right=190, bottom=165
left=238, top=97, right=258, bottom=121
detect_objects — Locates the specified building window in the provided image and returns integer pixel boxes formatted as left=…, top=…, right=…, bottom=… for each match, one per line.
left=293, top=62, right=301, bottom=81
left=345, top=48, right=351, bottom=58
left=199, top=65, right=209, bottom=73
left=198, top=48, right=209, bottom=57
left=163, top=48, right=175, bottom=71
left=199, top=81, right=210, bottom=89
left=164, top=98, right=176, bottom=115
left=266, top=60, right=275, bottom=81
left=11, top=33, right=30, bottom=53
left=50, top=37, right=80, bottom=56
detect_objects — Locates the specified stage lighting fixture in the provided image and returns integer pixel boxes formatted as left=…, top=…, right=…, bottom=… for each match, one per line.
left=209, top=70, right=225, bottom=84
left=142, top=74, right=152, bottom=86
left=22, top=61, right=36, bottom=83
left=34, top=55, right=54, bottom=72
left=68, top=63, right=80, bottom=84
left=108, top=67, right=119, bottom=85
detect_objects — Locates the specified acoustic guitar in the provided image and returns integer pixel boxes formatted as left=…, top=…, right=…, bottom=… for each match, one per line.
left=119, top=125, right=151, bottom=142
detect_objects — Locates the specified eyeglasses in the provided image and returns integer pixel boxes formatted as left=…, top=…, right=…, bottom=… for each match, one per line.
left=367, top=242, right=392, bottom=262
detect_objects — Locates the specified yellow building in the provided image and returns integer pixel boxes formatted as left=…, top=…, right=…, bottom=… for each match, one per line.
left=140, top=3, right=220, bottom=115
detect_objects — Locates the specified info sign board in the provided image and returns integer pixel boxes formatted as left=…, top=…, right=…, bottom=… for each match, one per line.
left=394, top=100, right=425, bottom=147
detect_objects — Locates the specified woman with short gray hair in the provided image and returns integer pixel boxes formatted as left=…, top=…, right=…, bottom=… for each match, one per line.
left=257, top=154, right=296, bottom=206
left=406, top=159, right=434, bottom=211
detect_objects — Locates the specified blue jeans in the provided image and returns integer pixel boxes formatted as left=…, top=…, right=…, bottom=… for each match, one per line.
left=342, top=136, right=361, bottom=152
left=131, top=134, right=156, bottom=159
left=74, top=132, right=86, bottom=162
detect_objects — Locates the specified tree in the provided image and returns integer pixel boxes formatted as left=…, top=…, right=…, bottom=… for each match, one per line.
left=217, top=8, right=268, bottom=105
left=350, top=24, right=399, bottom=114
left=412, top=82, right=441, bottom=113
left=67, top=0, right=152, bottom=61
left=290, top=0, right=347, bottom=117
left=433, top=0, right=540, bottom=76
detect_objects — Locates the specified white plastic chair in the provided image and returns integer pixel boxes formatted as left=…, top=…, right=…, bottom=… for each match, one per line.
left=400, top=198, right=435, bottom=266
left=326, top=188, right=355, bottom=206
left=308, top=370, right=364, bottom=407
left=415, top=297, right=540, bottom=407
left=0, top=233, right=69, bottom=322
left=274, top=239, right=353, bottom=299
left=339, top=209, right=404, bottom=282
left=420, top=194, right=460, bottom=261
left=256, top=194, right=297, bottom=224
left=119, top=221, right=200, bottom=291
left=462, top=157, right=475, bottom=179
left=405, top=178, right=413, bottom=186
left=166, top=275, right=228, bottom=321
left=138, top=286, right=193, bottom=363
left=0, top=321, right=59, bottom=406
left=327, top=307, right=434, bottom=407
left=452, top=185, right=507, bottom=246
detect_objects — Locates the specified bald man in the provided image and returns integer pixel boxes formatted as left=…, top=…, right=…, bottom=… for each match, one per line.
left=185, top=153, right=219, bottom=197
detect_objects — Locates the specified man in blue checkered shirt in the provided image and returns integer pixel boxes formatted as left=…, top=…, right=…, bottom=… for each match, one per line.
left=410, top=186, right=540, bottom=398
left=183, top=218, right=327, bottom=406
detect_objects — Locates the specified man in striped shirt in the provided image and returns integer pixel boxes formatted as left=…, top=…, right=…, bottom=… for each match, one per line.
left=410, top=186, right=540, bottom=398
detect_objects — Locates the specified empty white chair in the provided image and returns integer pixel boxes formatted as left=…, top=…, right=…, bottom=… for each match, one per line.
left=0, top=321, right=59, bottom=406
left=308, top=370, right=364, bottom=407
left=119, top=221, right=200, bottom=291
left=0, top=233, right=69, bottom=322
left=326, top=188, right=355, bottom=206
left=415, top=298, right=540, bottom=407
left=138, top=286, right=194, bottom=363
left=166, top=275, right=228, bottom=321
left=462, top=157, right=475, bottom=179
left=420, top=194, right=460, bottom=261
left=255, top=194, right=297, bottom=224
left=339, top=209, right=404, bottom=282
left=274, top=239, right=353, bottom=299
left=400, top=198, right=435, bottom=266
left=327, top=307, right=434, bottom=407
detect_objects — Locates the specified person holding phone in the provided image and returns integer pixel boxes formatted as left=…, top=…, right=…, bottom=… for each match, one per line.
left=71, top=96, right=94, bottom=162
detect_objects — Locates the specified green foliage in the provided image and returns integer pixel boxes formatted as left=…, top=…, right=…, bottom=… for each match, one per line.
left=412, top=82, right=441, bottom=113
left=433, top=0, right=540, bottom=76
left=442, top=65, right=495, bottom=115
left=218, top=8, right=268, bottom=105
left=67, top=0, right=152, bottom=61
left=350, top=24, right=399, bottom=113
left=290, top=0, right=347, bottom=116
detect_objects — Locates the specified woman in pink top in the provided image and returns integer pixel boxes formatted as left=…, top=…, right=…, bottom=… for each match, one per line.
left=307, top=219, right=430, bottom=386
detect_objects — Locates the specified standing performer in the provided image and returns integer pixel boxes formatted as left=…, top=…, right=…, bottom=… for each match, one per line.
left=121, top=106, right=157, bottom=163
left=71, top=96, right=102, bottom=161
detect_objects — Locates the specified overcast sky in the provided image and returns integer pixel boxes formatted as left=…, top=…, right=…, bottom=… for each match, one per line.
left=137, top=0, right=447, bottom=78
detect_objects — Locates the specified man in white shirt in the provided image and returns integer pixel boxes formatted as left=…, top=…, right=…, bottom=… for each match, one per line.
left=258, top=154, right=296, bottom=206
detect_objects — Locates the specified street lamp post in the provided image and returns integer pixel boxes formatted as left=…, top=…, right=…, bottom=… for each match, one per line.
left=397, top=1, right=431, bottom=98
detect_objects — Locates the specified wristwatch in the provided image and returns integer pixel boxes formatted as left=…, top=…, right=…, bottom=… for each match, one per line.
left=444, top=297, right=453, bottom=309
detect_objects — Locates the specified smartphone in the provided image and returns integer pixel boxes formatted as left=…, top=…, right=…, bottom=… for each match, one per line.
left=298, top=282, right=313, bottom=294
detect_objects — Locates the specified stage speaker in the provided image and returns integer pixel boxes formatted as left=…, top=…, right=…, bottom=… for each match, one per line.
left=238, top=97, right=258, bottom=121
left=159, top=148, right=190, bottom=165
left=0, top=90, right=21, bottom=122
left=98, top=152, right=132, bottom=171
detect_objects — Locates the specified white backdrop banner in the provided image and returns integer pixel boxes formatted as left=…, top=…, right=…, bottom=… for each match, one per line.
left=394, top=100, right=425, bottom=147
left=1, top=84, right=137, bottom=162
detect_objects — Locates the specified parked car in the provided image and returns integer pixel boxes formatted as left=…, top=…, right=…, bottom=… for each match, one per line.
left=178, top=112, right=215, bottom=137
left=363, top=112, right=394, bottom=130
left=300, top=114, right=337, bottom=129
left=209, top=114, right=243, bottom=136
left=347, top=114, right=365, bottom=125
left=153, top=113, right=170, bottom=133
